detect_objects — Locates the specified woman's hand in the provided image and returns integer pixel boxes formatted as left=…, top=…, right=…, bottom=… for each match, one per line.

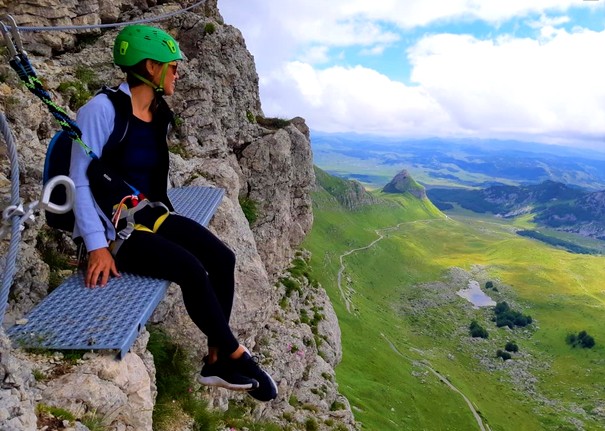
left=86, top=247, right=120, bottom=288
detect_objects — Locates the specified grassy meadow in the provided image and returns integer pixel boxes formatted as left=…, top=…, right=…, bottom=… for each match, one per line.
left=303, top=187, right=605, bottom=430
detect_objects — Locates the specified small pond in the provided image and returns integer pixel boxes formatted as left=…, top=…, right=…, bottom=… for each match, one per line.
left=456, top=280, right=496, bottom=308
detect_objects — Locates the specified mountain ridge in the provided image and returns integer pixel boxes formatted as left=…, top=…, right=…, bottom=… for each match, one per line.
left=428, top=180, right=605, bottom=240
left=311, top=132, right=605, bottom=191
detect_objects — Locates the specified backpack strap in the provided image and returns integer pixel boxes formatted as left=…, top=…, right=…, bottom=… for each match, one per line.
left=97, top=86, right=131, bottom=157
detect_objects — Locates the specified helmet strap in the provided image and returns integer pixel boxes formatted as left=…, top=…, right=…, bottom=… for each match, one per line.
left=129, top=64, right=169, bottom=96
left=156, top=63, right=170, bottom=94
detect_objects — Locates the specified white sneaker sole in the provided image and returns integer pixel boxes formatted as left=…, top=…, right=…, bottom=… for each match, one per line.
left=198, top=375, right=257, bottom=391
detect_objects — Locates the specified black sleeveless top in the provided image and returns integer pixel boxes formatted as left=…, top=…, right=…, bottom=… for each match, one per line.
left=97, top=94, right=174, bottom=216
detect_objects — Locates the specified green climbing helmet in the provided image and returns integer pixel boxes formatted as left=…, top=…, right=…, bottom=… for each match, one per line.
left=113, top=24, right=182, bottom=67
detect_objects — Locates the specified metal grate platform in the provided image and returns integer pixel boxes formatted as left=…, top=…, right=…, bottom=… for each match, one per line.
left=7, top=186, right=225, bottom=359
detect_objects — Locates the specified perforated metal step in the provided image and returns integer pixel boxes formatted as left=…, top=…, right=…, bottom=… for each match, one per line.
left=7, top=186, right=225, bottom=359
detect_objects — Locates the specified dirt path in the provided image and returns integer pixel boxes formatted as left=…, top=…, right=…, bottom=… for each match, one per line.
left=336, top=219, right=444, bottom=313
left=336, top=230, right=386, bottom=313
left=381, top=334, right=490, bottom=431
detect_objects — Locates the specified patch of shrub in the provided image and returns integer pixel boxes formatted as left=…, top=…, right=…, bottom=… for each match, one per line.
left=204, top=22, right=217, bottom=35
left=80, top=411, right=107, bottom=431
left=36, top=229, right=76, bottom=291
left=74, top=66, right=98, bottom=86
left=256, top=116, right=291, bottom=129
left=496, top=350, right=512, bottom=361
left=330, top=400, right=347, bottom=411
left=239, top=196, right=258, bottom=225
left=246, top=110, right=256, bottom=123
left=504, top=341, right=519, bottom=352
left=57, top=80, right=92, bottom=111
left=37, top=404, right=75, bottom=422
left=147, top=327, right=219, bottom=431
left=566, top=330, right=596, bottom=348
left=281, top=277, right=302, bottom=297
left=469, top=320, right=489, bottom=339
left=494, top=301, right=532, bottom=329
left=305, top=417, right=320, bottom=431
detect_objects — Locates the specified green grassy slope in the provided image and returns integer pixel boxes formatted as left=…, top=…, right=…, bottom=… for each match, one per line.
left=303, top=184, right=605, bottom=430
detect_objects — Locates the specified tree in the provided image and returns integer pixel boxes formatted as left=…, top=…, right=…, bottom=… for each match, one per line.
left=566, top=330, right=596, bottom=349
left=581, top=335, right=595, bottom=348
left=469, top=320, right=489, bottom=339
left=485, top=281, right=494, bottom=289
left=494, top=302, right=532, bottom=329
left=494, top=301, right=510, bottom=314
left=496, top=350, right=512, bottom=360
left=505, top=341, right=519, bottom=353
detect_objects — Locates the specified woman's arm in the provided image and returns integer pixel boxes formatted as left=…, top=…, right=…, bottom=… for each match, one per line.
left=70, top=94, right=120, bottom=286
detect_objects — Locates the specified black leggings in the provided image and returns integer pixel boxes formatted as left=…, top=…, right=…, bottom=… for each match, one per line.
left=114, top=213, right=240, bottom=355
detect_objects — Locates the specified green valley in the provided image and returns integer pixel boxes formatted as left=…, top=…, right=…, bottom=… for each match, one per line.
left=303, top=170, right=605, bottom=430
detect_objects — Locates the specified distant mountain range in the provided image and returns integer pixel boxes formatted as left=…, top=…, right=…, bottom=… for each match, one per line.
left=311, top=132, right=605, bottom=191
left=312, top=132, right=605, bottom=245
left=428, top=181, right=605, bottom=240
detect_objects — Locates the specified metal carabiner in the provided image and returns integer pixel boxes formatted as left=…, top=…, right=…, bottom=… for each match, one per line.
left=0, top=15, right=24, bottom=59
left=0, top=15, right=36, bottom=82
left=0, top=202, right=35, bottom=240
left=40, top=175, right=76, bottom=215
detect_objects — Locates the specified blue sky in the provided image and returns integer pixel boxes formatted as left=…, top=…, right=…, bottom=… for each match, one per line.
left=219, top=0, right=605, bottom=149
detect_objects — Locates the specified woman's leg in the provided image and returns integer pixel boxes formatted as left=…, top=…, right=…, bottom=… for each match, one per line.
left=153, top=214, right=237, bottom=348
left=114, top=227, right=239, bottom=355
left=155, top=214, right=236, bottom=322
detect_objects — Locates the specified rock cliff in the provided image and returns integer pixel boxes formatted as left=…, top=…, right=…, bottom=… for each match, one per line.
left=0, top=1, right=355, bottom=429
left=313, top=166, right=379, bottom=210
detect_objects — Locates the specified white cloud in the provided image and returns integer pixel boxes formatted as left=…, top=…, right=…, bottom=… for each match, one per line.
left=221, top=0, right=600, bottom=44
left=261, top=62, right=457, bottom=137
left=299, top=46, right=331, bottom=64
left=259, top=26, right=605, bottom=146
left=408, top=28, right=605, bottom=143
left=220, top=0, right=605, bottom=147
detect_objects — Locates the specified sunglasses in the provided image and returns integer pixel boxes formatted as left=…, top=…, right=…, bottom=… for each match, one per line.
left=166, top=61, right=178, bottom=74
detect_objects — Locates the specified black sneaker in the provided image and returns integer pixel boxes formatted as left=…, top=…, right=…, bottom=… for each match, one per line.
left=198, top=356, right=259, bottom=391
left=231, top=349, right=278, bottom=402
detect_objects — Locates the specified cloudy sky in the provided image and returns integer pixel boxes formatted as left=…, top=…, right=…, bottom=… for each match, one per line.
left=219, top=0, right=604, bottom=149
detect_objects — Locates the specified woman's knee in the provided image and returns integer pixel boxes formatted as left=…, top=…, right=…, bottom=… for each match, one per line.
left=166, top=252, right=209, bottom=287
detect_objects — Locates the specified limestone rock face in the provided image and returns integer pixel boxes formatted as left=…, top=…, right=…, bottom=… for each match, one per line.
left=0, top=332, right=37, bottom=431
left=239, top=121, right=315, bottom=279
left=0, top=1, right=354, bottom=430
left=41, top=352, right=154, bottom=430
